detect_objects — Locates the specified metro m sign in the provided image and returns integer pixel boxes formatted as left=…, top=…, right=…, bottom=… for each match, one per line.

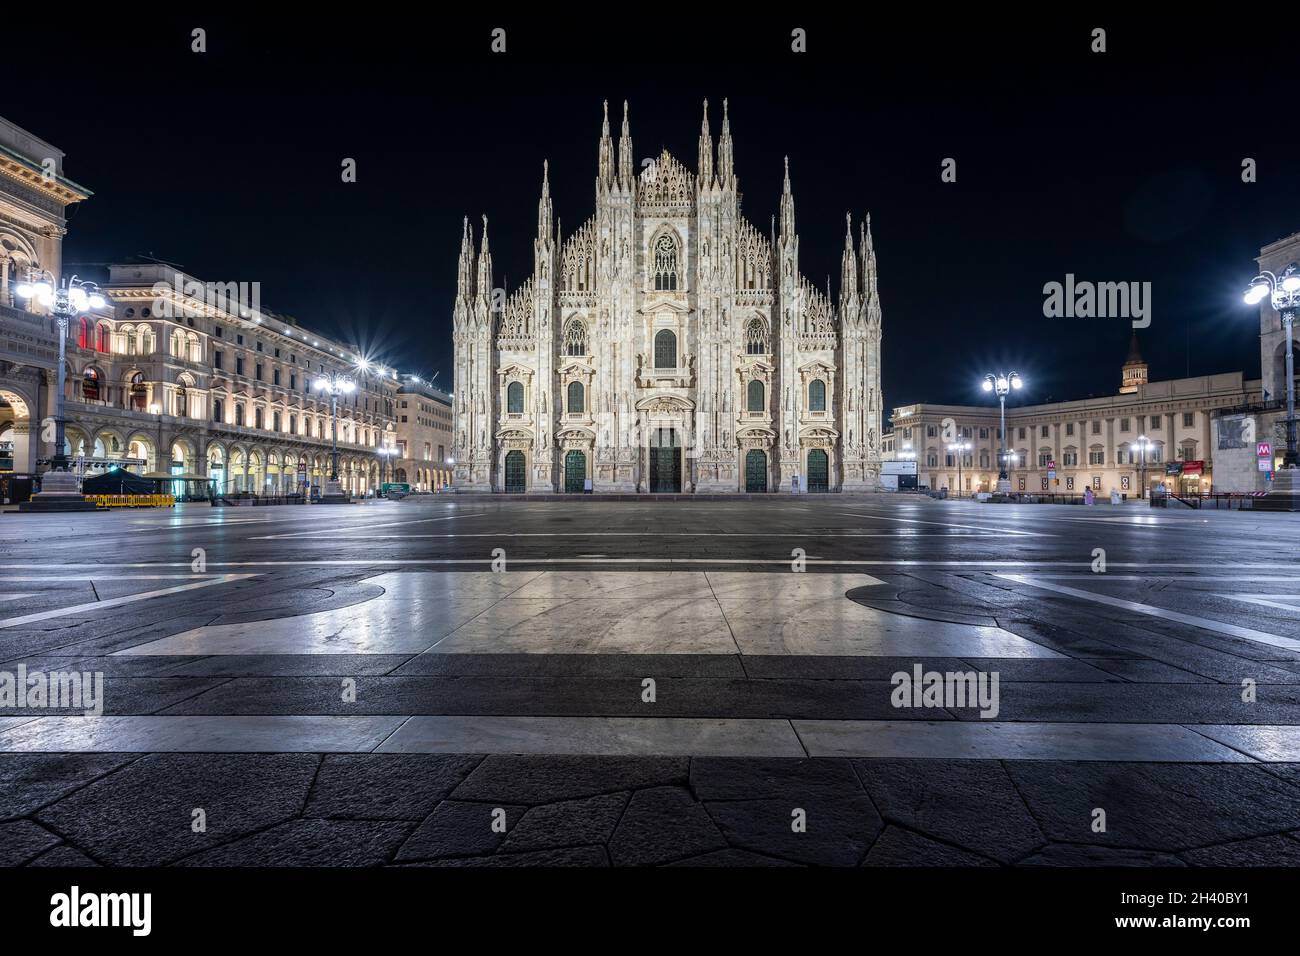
left=1257, top=442, right=1272, bottom=459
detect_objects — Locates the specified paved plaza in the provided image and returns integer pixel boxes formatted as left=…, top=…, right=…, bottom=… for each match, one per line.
left=1, top=495, right=1299, bottom=867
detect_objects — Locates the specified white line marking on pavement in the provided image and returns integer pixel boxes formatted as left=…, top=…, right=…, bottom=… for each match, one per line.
left=1002, top=574, right=1300, bottom=582
left=249, top=512, right=486, bottom=539
left=3, top=560, right=1297, bottom=570
left=0, top=575, right=225, bottom=582
left=0, top=594, right=34, bottom=604
left=996, top=574, right=1300, bottom=651
left=1219, top=594, right=1300, bottom=614
left=325, top=531, right=1014, bottom=538
left=0, top=715, right=1283, bottom=761
left=0, top=574, right=259, bottom=630
left=834, top=511, right=1046, bottom=536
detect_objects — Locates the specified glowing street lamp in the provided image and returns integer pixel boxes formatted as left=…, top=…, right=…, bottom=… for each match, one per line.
left=313, top=370, right=356, bottom=501
left=16, top=271, right=106, bottom=474
left=1244, top=263, right=1300, bottom=468
left=981, top=371, right=1023, bottom=492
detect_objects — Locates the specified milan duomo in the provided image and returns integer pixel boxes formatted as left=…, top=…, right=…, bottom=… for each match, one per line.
left=451, top=99, right=885, bottom=494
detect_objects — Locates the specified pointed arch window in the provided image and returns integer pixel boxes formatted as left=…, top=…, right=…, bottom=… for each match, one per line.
left=654, top=329, right=677, bottom=369
left=653, top=234, right=679, bottom=291
left=507, top=381, right=524, bottom=414
left=745, top=316, right=768, bottom=354
left=564, top=319, right=587, bottom=356
left=747, top=379, right=765, bottom=412
left=809, top=378, right=826, bottom=411
left=567, top=381, right=585, bottom=414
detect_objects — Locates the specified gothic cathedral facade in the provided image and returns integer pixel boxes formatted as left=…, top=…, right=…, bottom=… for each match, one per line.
left=452, top=100, right=884, bottom=494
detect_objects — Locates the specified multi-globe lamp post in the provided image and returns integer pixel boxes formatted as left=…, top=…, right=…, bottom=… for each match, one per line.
left=981, top=371, right=1023, bottom=493
left=313, top=370, right=356, bottom=502
left=15, top=272, right=105, bottom=511
left=1244, top=263, right=1300, bottom=471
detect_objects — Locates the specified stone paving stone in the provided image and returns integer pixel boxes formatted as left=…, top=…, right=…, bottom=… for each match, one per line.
left=157, top=675, right=925, bottom=720
left=392, top=652, right=746, bottom=679
left=704, top=795, right=881, bottom=866
left=946, top=682, right=1300, bottom=724
left=0, top=819, right=62, bottom=865
left=739, top=655, right=970, bottom=680
left=452, top=755, right=689, bottom=804
left=394, top=801, right=526, bottom=861
left=1004, top=762, right=1300, bottom=852
left=176, top=819, right=413, bottom=866
left=155, top=654, right=415, bottom=677
left=609, top=786, right=728, bottom=866
left=990, top=616, right=1147, bottom=659
left=405, top=845, right=610, bottom=867
left=500, top=792, right=629, bottom=853
left=204, top=582, right=388, bottom=626
left=1180, top=833, right=1300, bottom=866
left=956, top=658, right=1120, bottom=682
left=34, top=753, right=319, bottom=866
left=1257, top=762, right=1300, bottom=788
left=376, top=715, right=804, bottom=756
left=1195, top=724, right=1300, bottom=761
left=0, top=676, right=231, bottom=717
left=853, top=759, right=1045, bottom=863
left=1084, top=659, right=1209, bottom=683
left=0, top=753, right=136, bottom=820
left=0, top=654, right=208, bottom=677
left=667, top=848, right=802, bottom=866
left=304, top=754, right=483, bottom=820
left=26, top=844, right=100, bottom=867
left=689, top=757, right=863, bottom=800
left=1015, top=845, right=1186, bottom=866
left=861, top=826, right=999, bottom=866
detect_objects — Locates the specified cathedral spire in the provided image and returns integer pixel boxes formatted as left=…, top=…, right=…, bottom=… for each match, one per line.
left=779, top=155, right=795, bottom=238
left=717, top=98, right=734, bottom=185
left=476, top=214, right=493, bottom=307
left=456, top=215, right=475, bottom=300
left=861, top=212, right=881, bottom=325
left=698, top=99, right=714, bottom=188
left=597, top=100, right=614, bottom=186
left=537, top=159, right=553, bottom=239
left=841, top=211, right=859, bottom=303
left=617, top=99, right=633, bottom=186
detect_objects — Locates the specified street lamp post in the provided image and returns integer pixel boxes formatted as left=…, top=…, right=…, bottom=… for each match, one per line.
left=16, top=272, right=105, bottom=512
left=377, top=445, right=395, bottom=493
left=982, top=371, right=1023, bottom=493
left=313, top=371, right=356, bottom=503
left=1245, top=264, right=1300, bottom=469
left=1135, top=435, right=1151, bottom=500
left=947, top=440, right=971, bottom=497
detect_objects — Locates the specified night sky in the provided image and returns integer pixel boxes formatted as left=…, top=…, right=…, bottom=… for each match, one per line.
left=7, top=12, right=1298, bottom=418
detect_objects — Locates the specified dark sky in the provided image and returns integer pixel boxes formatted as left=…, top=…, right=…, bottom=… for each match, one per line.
left=7, top=11, right=1298, bottom=417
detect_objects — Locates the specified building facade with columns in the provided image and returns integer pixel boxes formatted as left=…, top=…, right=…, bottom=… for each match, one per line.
left=453, top=100, right=885, bottom=494
left=393, top=379, right=454, bottom=491
left=891, top=338, right=1264, bottom=497
left=0, top=116, right=92, bottom=495
left=1, top=111, right=399, bottom=502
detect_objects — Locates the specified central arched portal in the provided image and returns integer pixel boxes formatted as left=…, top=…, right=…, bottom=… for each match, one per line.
left=745, top=449, right=768, bottom=492
left=504, top=450, right=527, bottom=493
left=807, top=448, right=830, bottom=492
left=649, top=427, right=681, bottom=493
left=564, top=450, right=586, bottom=493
